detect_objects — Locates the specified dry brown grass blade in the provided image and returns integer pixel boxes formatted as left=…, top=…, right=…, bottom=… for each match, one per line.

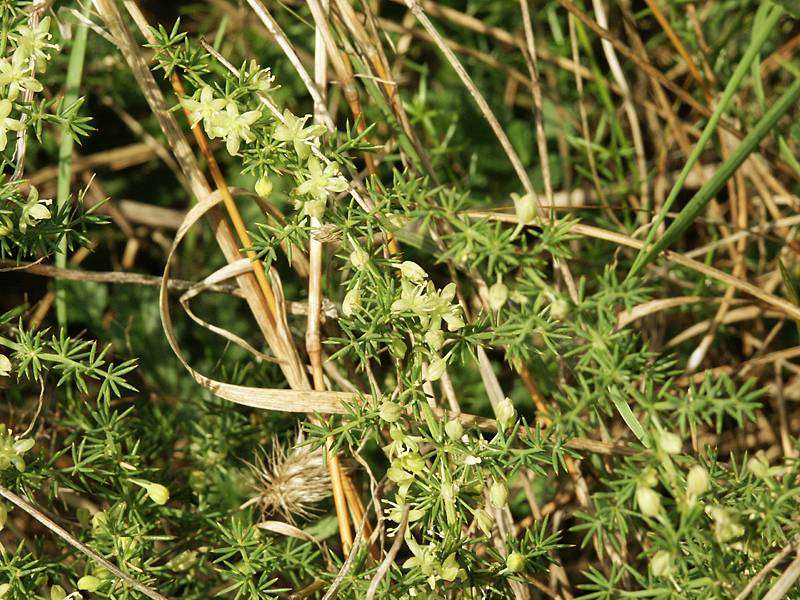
left=26, top=141, right=158, bottom=187
left=402, top=0, right=537, bottom=207
left=590, top=0, right=648, bottom=215
left=154, top=188, right=337, bottom=413
left=332, top=0, right=435, bottom=179
left=306, top=0, right=375, bottom=172
left=556, top=0, right=762, bottom=148
left=642, top=0, right=710, bottom=98
left=761, top=552, right=800, bottom=600
left=734, top=541, right=796, bottom=600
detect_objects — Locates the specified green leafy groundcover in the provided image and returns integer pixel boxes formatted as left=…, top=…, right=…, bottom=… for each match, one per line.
left=0, top=0, right=799, bottom=598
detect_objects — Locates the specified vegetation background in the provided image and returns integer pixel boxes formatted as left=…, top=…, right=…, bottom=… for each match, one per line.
left=1, top=0, right=800, bottom=598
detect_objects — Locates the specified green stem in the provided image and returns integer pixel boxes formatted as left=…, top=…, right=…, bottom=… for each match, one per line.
left=55, top=1, right=92, bottom=328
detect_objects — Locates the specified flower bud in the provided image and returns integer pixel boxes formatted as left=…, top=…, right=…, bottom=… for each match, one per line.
left=0, top=355, right=10, bottom=377
left=92, top=510, right=107, bottom=533
left=147, top=483, right=170, bottom=505
left=77, top=576, right=101, bottom=592
left=512, top=192, right=536, bottom=225
left=636, top=486, right=661, bottom=517
left=496, top=397, right=516, bottom=430
left=424, top=329, right=445, bottom=352
left=305, top=198, right=326, bottom=220
left=0, top=216, right=12, bottom=237
left=27, top=203, right=51, bottom=222
left=388, top=337, right=407, bottom=359
left=50, top=584, right=67, bottom=600
left=379, top=401, right=402, bottom=423
left=349, top=247, right=369, bottom=270
left=441, top=481, right=455, bottom=503
left=133, top=480, right=170, bottom=505
left=490, top=480, right=509, bottom=508
left=650, top=550, right=672, bottom=577
left=342, top=286, right=361, bottom=317
left=167, top=550, right=198, bottom=572
left=402, top=453, right=425, bottom=475
left=549, top=298, right=569, bottom=321
left=387, top=466, right=413, bottom=485
left=444, top=419, right=463, bottom=441
left=475, top=508, right=494, bottom=535
left=398, top=261, right=427, bottom=283
left=658, top=430, right=682, bottom=455
left=707, top=506, right=744, bottom=543
left=426, top=356, right=446, bottom=382
left=13, top=438, right=34, bottom=454
left=254, top=176, right=273, bottom=197
left=505, top=551, right=525, bottom=573
left=509, top=290, right=528, bottom=305
left=488, top=281, right=508, bottom=311
left=747, top=450, right=770, bottom=479
left=687, top=465, right=709, bottom=497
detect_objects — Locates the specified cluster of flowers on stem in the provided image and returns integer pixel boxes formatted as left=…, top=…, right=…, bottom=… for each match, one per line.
left=181, top=70, right=348, bottom=221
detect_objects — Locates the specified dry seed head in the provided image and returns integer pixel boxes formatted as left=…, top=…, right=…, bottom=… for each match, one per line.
left=244, top=439, right=331, bottom=524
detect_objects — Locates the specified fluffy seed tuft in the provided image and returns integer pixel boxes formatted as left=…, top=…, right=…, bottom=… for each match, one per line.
left=243, top=438, right=331, bottom=524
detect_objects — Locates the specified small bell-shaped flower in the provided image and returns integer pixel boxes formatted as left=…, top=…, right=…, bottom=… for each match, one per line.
left=511, top=192, right=536, bottom=224
left=182, top=85, right=226, bottom=132
left=273, top=109, right=325, bottom=159
left=211, top=101, right=260, bottom=156
left=18, top=186, right=51, bottom=234
left=0, top=99, right=23, bottom=152
left=296, top=157, right=348, bottom=201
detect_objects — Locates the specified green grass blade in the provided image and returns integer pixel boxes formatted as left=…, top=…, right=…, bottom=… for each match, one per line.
left=626, top=3, right=783, bottom=279
left=626, top=77, right=800, bottom=273
left=610, top=391, right=648, bottom=447
left=55, top=1, right=92, bottom=328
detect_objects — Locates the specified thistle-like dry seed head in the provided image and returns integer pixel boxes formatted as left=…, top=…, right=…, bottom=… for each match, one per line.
left=243, top=438, right=331, bottom=524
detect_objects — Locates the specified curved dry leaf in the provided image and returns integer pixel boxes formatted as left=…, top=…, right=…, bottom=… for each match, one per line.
left=159, top=188, right=355, bottom=414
